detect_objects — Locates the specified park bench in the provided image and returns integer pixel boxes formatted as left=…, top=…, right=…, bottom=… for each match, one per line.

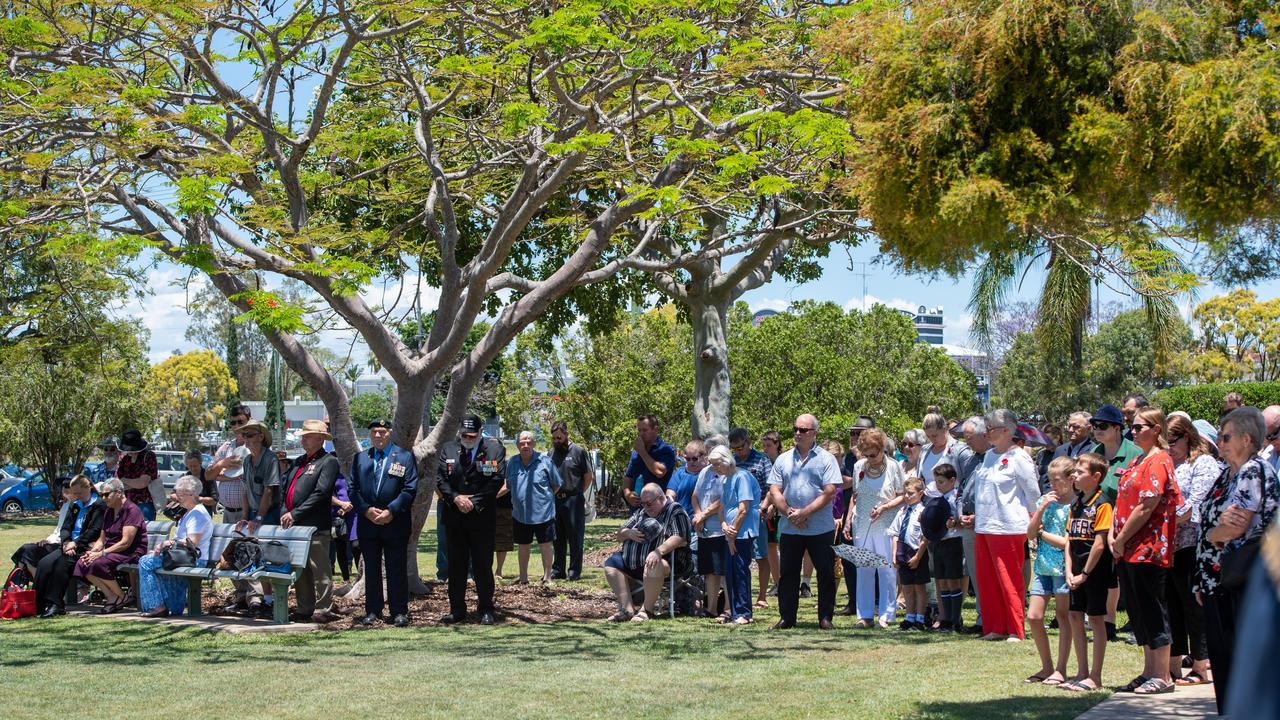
left=156, top=522, right=317, bottom=624
left=106, top=520, right=173, bottom=607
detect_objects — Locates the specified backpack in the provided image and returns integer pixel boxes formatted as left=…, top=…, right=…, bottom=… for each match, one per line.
left=218, top=537, right=262, bottom=572
left=259, top=540, right=292, bottom=574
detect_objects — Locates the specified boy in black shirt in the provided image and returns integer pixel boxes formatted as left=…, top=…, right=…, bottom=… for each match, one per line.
left=1060, top=452, right=1115, bottom=692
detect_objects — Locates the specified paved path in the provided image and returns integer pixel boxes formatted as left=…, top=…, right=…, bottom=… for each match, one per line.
left=1074, top=682, right=1218, bottom=719
left=68, top=606, right=319, bottom=634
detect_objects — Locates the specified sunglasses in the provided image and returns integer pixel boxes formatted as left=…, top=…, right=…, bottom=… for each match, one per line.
left=1219, top=432, right=1234, bottom=444
left=238, top=431, right=260, bottom=438
left=1089, top=421, right=1117, bottom=430
left=729, top=444, right=745, bottom=452
left=903, top=442, right=919, bottom=448
left=793, top=427, right=815, bottom=434
left=1131, top=423, right=1155, bottom=433
left=684, top=454, right=704, bottom=462
left=460, top=433, right=479, bottom=440
left=1268, top=427, right=1280, bottom=441
left=1168, top=434, right=1185, bottom=444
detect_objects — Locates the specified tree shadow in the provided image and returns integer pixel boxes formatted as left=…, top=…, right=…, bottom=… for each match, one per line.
left=913, top=694, right=1105, bottom=720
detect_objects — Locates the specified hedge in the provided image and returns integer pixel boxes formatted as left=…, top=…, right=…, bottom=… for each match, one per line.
left=1153, top=381, right=1280, bottom=420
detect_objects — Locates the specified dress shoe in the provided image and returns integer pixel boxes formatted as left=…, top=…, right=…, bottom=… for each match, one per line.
left=838, top=605, right=858, bottom=616
left=355, top=613, right=381, bottom=626
left=393, top=614, right=410, bottom=627
left=223, top=600, right=248, bottom=615
left=141, top=608, right=170, bottom=619
left=550, top=571, right=567, bottom=580
left=799, top=582, right=812, bottom=598
left=38, top=606, right=65, bottom=619
left=818, top=619, right=835, bottom=630
left=439, top=612, right=464, bottom=625
left=288, top=611, right=314, bottom=623
left=480, top=612, right=497, bottom=625
left=311, top=611, right=340, bottom=623
left=770, top=619, right=795, bottom=630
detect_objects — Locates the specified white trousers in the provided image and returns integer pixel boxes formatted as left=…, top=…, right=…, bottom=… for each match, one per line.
left=855, top=532, right=897, bottom=622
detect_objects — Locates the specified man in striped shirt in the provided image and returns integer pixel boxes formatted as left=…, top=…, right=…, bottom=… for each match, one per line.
left=603, top=483, right=693, bottom=622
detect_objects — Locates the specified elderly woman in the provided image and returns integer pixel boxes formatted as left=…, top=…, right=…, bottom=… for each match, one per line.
left=1195, top=407, right=1280, bottom=715
left=505, top=430, right=561, bottom=584
left=1110, top=408, right=1182, bottom=695
left=708, top=445, right=759, bottom=625
left=1164, top=414, right=1219, bottom=686
left=692, top=444, right=727, bottom=619
left=842, top=428, right=906, bottom=629
left=138, top=475, right=213, bottom=618
left=74, top=478, right=147, bottom=613
left=901, top=429, right=926, bottom=481
left=973, top=409, right=1041, bottom=641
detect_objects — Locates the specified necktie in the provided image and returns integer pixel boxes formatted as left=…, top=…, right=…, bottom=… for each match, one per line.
left=899, top=504, right=914, bottom=542
left=374, top=450, right=386, bottom=496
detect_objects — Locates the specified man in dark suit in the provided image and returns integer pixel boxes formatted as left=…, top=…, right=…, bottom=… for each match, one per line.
left=281, top=418, right=340, bottom=623
left=437, top=414, right=506, bottom=624
left=350, top=419, right=418, bottom=627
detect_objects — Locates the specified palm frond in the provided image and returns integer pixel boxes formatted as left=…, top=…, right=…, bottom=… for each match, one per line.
left=1036, top=244, right=1093, bottom=372
left=968, top=246, right=1034, bottom=353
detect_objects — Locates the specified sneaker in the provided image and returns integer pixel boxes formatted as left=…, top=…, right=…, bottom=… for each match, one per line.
left=899, top=621, right=915, bottom=631
left=799, top=582, right=812, bottom=598
left=767, top=585, right=778, bottom=598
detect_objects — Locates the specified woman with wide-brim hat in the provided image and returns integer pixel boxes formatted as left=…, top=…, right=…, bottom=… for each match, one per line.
left=117, top=429, right=160, bottom=522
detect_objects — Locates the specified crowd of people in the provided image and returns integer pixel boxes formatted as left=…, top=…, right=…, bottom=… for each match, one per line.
left=9, top=395, right=1280, bottom=715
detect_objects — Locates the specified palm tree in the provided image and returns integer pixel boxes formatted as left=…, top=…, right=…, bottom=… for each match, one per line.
left=342, top=365, right=362, bottom=396
left=969, top=231, right=1186, bottom=374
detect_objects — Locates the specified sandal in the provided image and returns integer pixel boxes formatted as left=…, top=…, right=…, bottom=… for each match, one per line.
left=97, top=598, right=126, bottom=615
left=755, top=600, right=769, bottom=608
left=732, top=616, right=752, bottom=625
left=1134, top=677, right=1176, bottom=695
left=1024, top=673, right=1051, bottom=684
left=1059, top=680, right=1100, bottom=693
left=1119, top=675, right=1149, bottom=692
left=606, top=611, right=633, bottom=623
left=1041, top=674, right=1065, bottom=686
left=630, top=609, right=652, bottom=623
left=1174, top=672, right=1209, bottom=686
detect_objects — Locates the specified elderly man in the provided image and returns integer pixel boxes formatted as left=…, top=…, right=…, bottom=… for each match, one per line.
left=280, top=419, right=340, bottom=623
left=207, top=404, right=252, bottom=523
left=603, top=482, right=692, bottom=622
left=549, top=421, right=593, bottom=581
left=768, top=413, right=842, bottom=630
left=506, top=431, right=561, bottom=584
left=437, top=415, right=507, bottom=624
left=1261, top=405, right=1280, bottom=475
left=955, top=416, right=989, bottom=634
left=1055, top=411, right=1095, bottom=460
left=350, top=419, right=418, bottom=627
left=622, top=415, right=676, bottom=508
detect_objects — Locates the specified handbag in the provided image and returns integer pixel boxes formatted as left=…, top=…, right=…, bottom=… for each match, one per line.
left=161, top=542, right=200, bottom=571
left=1219, top=537, right=1261, bottom=591
left=219, top=537, right=261, bottom=572
left=259, top=540, right=292, bottom=573
left=0, top=566, right=37, bottom=619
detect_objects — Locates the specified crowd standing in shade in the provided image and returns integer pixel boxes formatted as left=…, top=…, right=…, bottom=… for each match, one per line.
left=10, top=392, right=1280, bottom=717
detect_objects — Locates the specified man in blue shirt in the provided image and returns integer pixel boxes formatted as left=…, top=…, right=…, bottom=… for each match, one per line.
left=623, top=414, right=676, bottom=508
left=767, top=413, right=842, bottom=630
left=729, top=427, right=775, bottom=606
left=665, top=440, right=706, bottom=516
left=505, top=431, right=561, bottom=584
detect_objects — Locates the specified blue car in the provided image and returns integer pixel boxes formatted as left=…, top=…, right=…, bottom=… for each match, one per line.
left=0, top=469, right=57, bottom=513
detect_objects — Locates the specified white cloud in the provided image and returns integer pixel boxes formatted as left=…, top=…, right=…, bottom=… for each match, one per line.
left=749, top=297, right=791, bottom=313
left=945, top=312, right=976, bottom=349
left=843, top=293, right=919, bottom=314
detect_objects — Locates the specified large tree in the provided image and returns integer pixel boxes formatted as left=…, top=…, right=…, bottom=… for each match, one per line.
left=2, top=0, right=852, bottom=591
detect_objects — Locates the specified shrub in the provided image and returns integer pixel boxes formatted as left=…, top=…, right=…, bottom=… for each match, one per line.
left=1153, top=381, right=1280, bottom=420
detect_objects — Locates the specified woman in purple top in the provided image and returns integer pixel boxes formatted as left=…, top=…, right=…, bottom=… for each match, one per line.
left=75, top=478, right=147, bottom=613
left=330, top=474, right=359, bottom=582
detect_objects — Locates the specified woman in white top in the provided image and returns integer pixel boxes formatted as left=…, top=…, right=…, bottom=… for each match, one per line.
left=137, top=475, right=213, bottom=617
left=973, top=409, right=1041, bottom=641
left=842, top=428, right=906, bottom=628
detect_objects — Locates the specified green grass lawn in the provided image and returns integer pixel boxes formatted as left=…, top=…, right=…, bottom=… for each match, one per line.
left=0, top=514, right=1140, bottom=720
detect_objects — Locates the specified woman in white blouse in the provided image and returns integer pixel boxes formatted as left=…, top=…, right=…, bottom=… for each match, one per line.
left=973, top=409, right=1041, bottom=641
left=842, top=428, right=906, bottom=628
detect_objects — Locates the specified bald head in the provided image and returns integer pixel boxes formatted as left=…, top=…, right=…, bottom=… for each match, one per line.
left=1265, top=405, right=1280, bottom=452
left=793, top=414, right=818, bottom=453
left=640, top=482, right=667, bottom=517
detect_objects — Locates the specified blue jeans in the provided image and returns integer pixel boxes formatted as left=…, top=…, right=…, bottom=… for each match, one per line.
left=137, top=502, right=156, bottom=522
left=726, top=538, right=755, bottom=620
left=137, top=555, right=206, bottom=614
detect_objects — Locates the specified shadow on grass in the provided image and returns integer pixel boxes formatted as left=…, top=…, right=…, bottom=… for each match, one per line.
left=915, top=694, right=1105, bottom=720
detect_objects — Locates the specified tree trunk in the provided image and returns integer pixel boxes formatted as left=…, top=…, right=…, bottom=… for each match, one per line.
left=690, top=295, right=732, bottom=439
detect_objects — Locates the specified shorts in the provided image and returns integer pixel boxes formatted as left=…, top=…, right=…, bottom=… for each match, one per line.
left=765, top=513, right=779, bottom=543
left=494, top=507, right=514, bottom=552
left=1118, top=561, right=1171, bottom=649
left=603, top=552, right=643, bottom=580
left=1069, top=563, right=1114, bottom=616
left=896, top=548, right=931, bottom=585
left=513, top=518, right=555, bottom=545
left=930, top=537, right=965, bottom=580
left=753, top=519, right=769, bottom=560
left=1030, top=573, right=1069, bottom=596
left=697, top=536, right=727, bottom=576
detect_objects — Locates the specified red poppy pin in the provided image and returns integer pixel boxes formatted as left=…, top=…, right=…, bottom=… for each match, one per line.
left=859, top=471, right=865, bottom=480
left=1000, top=458, right=1009, bottom=468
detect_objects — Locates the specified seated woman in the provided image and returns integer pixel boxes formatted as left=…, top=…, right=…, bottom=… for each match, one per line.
left=30, top=476, right=106, bottom=617
left=139, top=475, right=213, bottom=617
left=12, top=483, right=78, bottom=576
left=74, top=478, right=148, bottom=614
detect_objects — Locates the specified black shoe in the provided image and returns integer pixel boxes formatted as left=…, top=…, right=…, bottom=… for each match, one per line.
left=1048, top=616, right=1059, bottom=630
left=256, top=604, right=275, bottom=619
left=961, top=624, right=983, bottom=636
left=243, top=603, right=263, bottom=617
left=141, top=608, right=170, bottom=619
left=1106, top=622, right=1119, bottom=642
left=838, top=605, right=858, bottom=616
left=567, top=573, right=581, bottom=581
left=899, top=621, right=915, bottom=631
left=799, top=582, right=812, bottom=598
left=355, top=613, right=380, bottom=626
left=936, top=621, right=955, bottom=633
left=440, top=612, right=464, bottom=625
left=550, top=571, right=567, bottom=580
left=818, top=619, right=835, bottom=630
left=38, top=606, right=65, bottom=619
left=771, top=619, right=795, bottom=630
left=223, top=600, right=248, bottom=614
left=393, top=614, right=410, bottom=627
left=480, top=612, right=496, bottom=625
left=288, top=611, right=313, bottom=623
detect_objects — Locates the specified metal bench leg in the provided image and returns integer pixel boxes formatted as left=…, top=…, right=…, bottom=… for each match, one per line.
left=270, top=580, right=289, bottom=624
left=186, top=580, right=204, bottom=617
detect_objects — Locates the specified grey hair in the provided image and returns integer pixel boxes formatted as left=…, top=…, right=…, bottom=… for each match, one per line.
left=517, top=430, right=536, bottom=443
left=702, top=434, right=728, bottom=451
left=101, top=478, right=124, bottom=494
left=984, top=408, right=1019, bottom=432
left=1222, top=407, right=1267, bottom=455
left=902, top=428, right=927, bottom=447
left=963, top=416, right=987, bottom=435
left=174, top=475, right=202, bottom=495
left=1069, top=410, right=1091, bottom=425
left=884, top=436, right=897, bottom=456
left=707, top=445, right=736, bottom=470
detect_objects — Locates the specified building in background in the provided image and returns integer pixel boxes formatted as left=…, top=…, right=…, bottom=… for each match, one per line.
left=904, top=305, right=945, bottom=345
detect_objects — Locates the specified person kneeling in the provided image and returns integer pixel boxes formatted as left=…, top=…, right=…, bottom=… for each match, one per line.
left=138, top=475, right=213, bottom=618
left=603, top=483, right=692, bottom=622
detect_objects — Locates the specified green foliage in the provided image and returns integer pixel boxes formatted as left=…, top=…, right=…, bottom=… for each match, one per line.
left=1190, top=288, right=1280, bottom=381
left=144, top=350, right=237, bottom=439
left=993, top=309, right=1194, bottom=421
left=1154, top=381, right=1280, bottom=421
left=350, top=391, right=395, bottom=430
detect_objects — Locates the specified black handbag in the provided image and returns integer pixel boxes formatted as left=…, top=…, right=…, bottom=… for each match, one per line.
left=161, top=542, right=200, bottom=570
left=1219, top=538, right=1261, bottom=591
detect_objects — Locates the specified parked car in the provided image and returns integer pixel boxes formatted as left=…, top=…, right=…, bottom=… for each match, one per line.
left=153, top=450, right=214, bottom=490
left=0, top=469, right=57, bottom=513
